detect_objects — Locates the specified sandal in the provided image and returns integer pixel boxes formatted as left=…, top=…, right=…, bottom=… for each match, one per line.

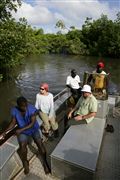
left=105, top=124, right=114, bottom=133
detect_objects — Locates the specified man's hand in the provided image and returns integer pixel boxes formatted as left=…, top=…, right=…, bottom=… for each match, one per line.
left=68, top=111, right=72, bottom=119
left=74, top=115, right=82, bottom=121
left=16, top=129, right=22, bottom=135
left=0, top=132, right=6, bottom=140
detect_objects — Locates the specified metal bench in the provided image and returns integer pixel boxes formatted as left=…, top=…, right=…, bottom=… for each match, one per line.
left=51, top=117, right=106, bottom=180
left=51, top=99, right=109, bottom=180
left=0, top=136, right=22, bottom=180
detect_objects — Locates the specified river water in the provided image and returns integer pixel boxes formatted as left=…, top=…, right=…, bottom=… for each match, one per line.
left=0, top=54, right=120, bottom=129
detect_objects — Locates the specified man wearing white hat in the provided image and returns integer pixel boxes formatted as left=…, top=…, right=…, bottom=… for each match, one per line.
left=68, top=84, right=97, bottom=125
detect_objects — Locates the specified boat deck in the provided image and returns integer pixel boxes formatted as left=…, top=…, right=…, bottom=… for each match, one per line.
left=95, top=111, right=120, bottom=180
left=13, top=108, right=120, bottom=180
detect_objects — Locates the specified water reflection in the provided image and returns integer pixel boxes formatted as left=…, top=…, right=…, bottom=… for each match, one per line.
left=0, top=54, right=120, bottom=128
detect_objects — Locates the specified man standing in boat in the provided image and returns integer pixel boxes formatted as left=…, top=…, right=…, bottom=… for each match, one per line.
left=94, top=61, right=106, bottom=75
left=0, top=96, right=50, bottom=175
left=87, top=61, right=107, bottom=88
left=67, top=84, right=97, bottom=125
left=87, top=61, right=108, bottom=98
left=66, top=69, right=81, bottom=103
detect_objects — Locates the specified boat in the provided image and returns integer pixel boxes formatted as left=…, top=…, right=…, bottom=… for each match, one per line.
left=0, top=74, right=120, bottom=180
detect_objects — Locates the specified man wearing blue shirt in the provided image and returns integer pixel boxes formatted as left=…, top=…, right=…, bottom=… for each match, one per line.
left=0, top=96, right=50, bottom=175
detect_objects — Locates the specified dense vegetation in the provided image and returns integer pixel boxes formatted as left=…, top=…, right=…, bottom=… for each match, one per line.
left=0, top=1, right=120, bottom=79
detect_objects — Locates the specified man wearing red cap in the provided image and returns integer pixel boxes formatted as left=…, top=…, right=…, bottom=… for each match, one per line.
left=87, top=62, right=106, bottom=84
left=95, top=62, right=106, bottom=75
left=86, top=61, right=109, bottom=100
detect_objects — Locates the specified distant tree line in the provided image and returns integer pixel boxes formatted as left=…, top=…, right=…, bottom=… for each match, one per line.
left=0, top=0, right=120, bottom=79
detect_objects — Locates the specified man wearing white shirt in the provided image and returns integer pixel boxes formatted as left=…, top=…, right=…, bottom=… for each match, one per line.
left=66, top=69, right=81, bottom=103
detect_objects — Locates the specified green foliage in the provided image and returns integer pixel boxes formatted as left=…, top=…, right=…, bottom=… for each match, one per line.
left=81, top=14, right=120, bottom=57
left=45, top=34, right=67, bottom=54
left=55, top=20, right=66, bottom=30
left=66, top=30, right=87, bottom=54
left=0, top=0, right=21, bottom=21
left=24, top=27, right=49, bottom=55
left=0, top=18, right=28, bottom=70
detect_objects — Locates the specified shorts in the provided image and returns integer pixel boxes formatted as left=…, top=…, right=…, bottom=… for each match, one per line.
left=17, top=129, right=41, bottom=143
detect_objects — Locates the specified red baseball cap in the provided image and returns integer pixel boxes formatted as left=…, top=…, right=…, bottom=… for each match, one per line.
left=40, top=83, right=49, bottom=91
left=97, top=62, right=104, bottom=68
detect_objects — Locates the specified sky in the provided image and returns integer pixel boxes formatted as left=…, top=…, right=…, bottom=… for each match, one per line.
left=13, top=0, right=120, bottom=33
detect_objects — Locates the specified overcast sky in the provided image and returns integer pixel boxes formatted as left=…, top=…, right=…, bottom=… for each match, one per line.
left=13, top=0, right=120, bottom=33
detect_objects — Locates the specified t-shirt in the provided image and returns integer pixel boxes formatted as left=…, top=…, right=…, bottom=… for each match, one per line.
left=101, top=70, right=106, bottom=75
left=93, top=70, right=106, bottom=75
left=11, top=104, right=39, bottom=135
left=35, top=92, right=55, bottom=118
left=74, top=94, right=97, bottom=123
left=66, top=75, right=80, bottom=89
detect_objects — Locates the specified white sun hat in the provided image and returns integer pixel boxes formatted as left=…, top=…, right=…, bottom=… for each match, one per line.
left=81, top=85, right=91, bottom=93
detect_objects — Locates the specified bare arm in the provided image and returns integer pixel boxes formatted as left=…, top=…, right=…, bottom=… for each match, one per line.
left=67, top=106, right=78, bottom=119
left=0, top=118, right=16, bottom=139
left=68, top=97, right=82, bottom=119
left=74, top=112, right=97, bottom=121
left=82, top=112, right=96, bottom=120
